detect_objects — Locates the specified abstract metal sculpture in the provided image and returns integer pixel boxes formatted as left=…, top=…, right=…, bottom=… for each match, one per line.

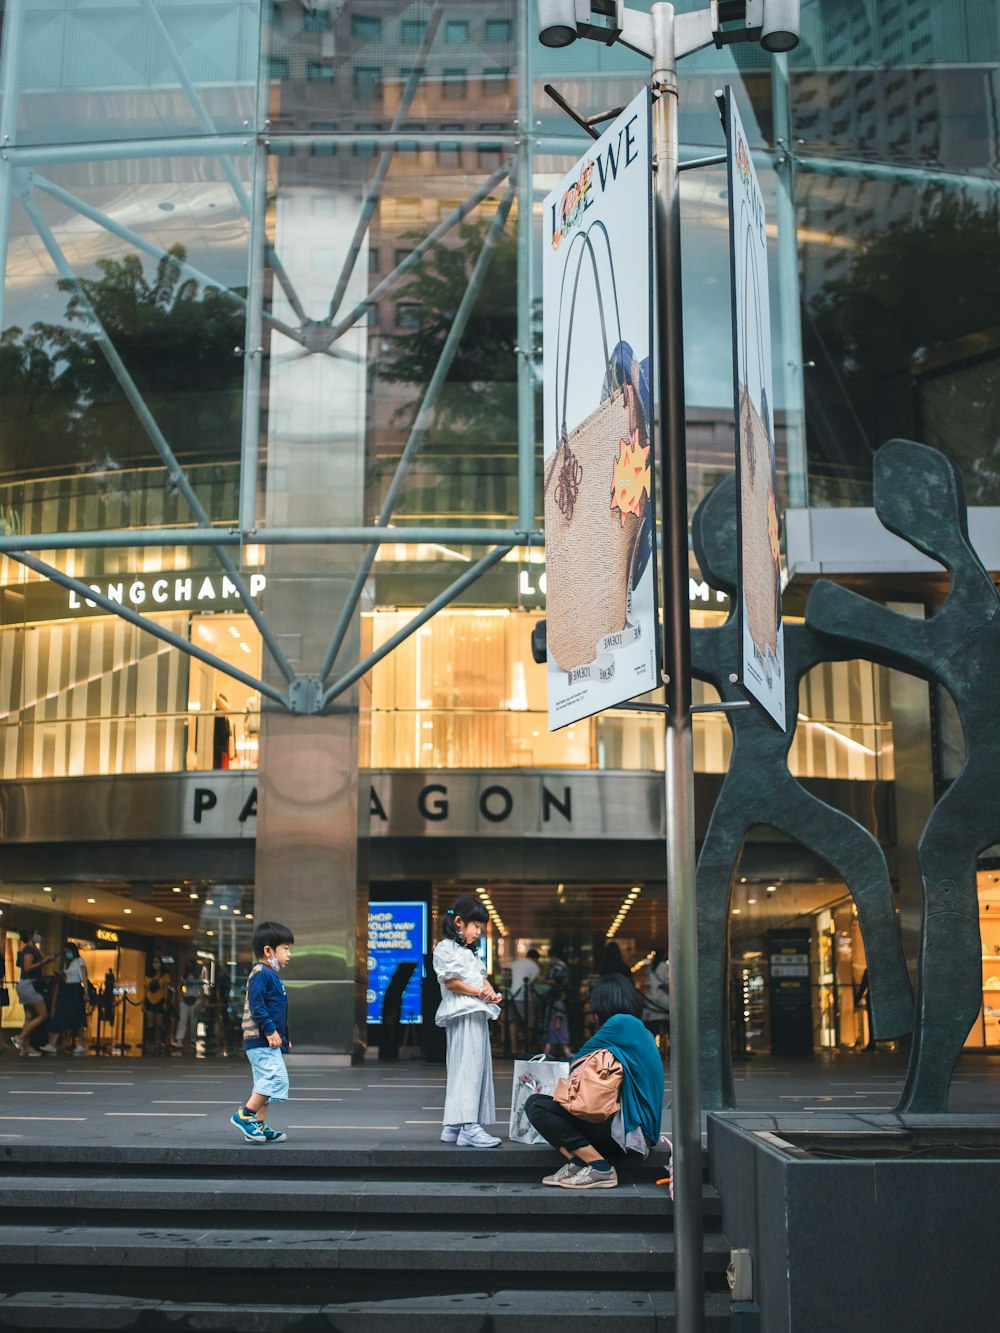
left=807, top=438, right=1000, bottom=1113
left=691, top=474, right=913, bottom=1109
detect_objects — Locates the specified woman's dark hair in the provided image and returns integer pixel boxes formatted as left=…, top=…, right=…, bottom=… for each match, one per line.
left=64, top=942, right=81, bottom=959
left=251, top=921, right=294, bottom=958
left=18, top=928, right=37, bottom=943
left=442, top=894, right=489, bottom=947
left=591, top=973, right=643, bottom=1024
left=599, top=941, right=630, bottom=976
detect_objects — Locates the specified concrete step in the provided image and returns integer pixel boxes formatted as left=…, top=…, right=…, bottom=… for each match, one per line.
left=0, top=1223, right=732, bottom=1280
left=0, top=1141, right=691, bottom=1184
left=0, top=1175, right=720, bottom=1226
left=0, top=1178, right=725, bottom=1221
left=0, top=1288, right=735, bottom=1331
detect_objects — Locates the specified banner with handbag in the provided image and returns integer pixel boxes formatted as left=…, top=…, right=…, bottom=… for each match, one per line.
left=541, top=90, right=658, bottom=732
left=509, top=1053, right=571, bottom=1145
left=553, top=1048, right=623, bottom=1123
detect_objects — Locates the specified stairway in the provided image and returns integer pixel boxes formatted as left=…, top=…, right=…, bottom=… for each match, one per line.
left=0, top=1142, right=734, bottom=1330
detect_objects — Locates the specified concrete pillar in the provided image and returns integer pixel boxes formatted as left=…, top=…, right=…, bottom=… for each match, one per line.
left=253, top=189, right=370, bottom=1057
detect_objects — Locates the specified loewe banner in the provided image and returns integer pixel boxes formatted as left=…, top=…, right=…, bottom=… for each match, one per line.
left=542, top=88, right=659, bottom=731
left=726, top=87, right=786, bottom=730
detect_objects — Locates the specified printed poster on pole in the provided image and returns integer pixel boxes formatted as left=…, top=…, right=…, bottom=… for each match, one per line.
left=725, top=87, right=786, bottom=730
left=542, top=88, right=658, bottom=731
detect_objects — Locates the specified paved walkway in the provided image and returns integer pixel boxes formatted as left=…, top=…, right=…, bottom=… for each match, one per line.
left=0, top=1048, right=997, bottom=1149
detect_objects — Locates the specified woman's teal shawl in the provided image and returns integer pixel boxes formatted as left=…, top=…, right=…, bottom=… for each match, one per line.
left=572, top=1013, right=664, bottom=1149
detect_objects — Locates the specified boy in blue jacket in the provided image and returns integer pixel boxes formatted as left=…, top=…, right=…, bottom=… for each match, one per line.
left=231, top=921, right=294, bottom=1144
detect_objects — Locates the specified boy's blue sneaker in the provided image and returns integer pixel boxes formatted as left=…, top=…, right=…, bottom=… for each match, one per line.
left=260, top=1124, right=287, bottom=1143
left=230, top=1110, right=267, bottom=1143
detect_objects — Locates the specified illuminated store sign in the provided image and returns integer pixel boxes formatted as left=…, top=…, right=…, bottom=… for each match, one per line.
left=67, top=573, right=267, bottom=612
left=519, top=566, right=727, bottom=609
left=96, top=928, right=119, bottom=943
left=0, top=571, right=267, bottom=626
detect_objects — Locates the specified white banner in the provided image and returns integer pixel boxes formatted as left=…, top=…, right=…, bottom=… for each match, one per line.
left=542, top=89, right=658, bottom=731
left=727, top=88, right=786, bottom=730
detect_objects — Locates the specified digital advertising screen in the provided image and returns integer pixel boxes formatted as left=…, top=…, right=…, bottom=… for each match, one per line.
left=366, top=901, right=427, bottom=1025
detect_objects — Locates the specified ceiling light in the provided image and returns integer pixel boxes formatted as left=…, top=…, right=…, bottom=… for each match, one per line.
left=747, top=898, right=757, bottom=905
left=205, top=899, right=215, bottom=906
left=189, top=892, right=199, bottom=899
left=155, top=916, right=163, bottom=923
left=87, top=897, right=96, bottom=904
left=220, top=905, right=229, bottom=912
left=183, top=924, right=190, bottom=930
left=124, top=908, right=132, bottom=915
left=43, top=886, right=52, bottom=893
left=732, top=908, right=741, bottom=915
left=172, top=887, right=181, bottom=893
left=766, top=885, right=777, bottom=894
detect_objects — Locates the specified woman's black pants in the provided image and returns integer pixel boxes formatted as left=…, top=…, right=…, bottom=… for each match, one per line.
left=524, top=1093, right=622, bottom=1159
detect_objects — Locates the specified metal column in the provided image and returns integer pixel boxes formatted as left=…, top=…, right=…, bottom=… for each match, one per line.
left=651, top=6, right=704, bottom=1332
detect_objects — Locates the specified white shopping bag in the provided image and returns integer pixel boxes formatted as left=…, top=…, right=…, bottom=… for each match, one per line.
left=508, top=1053, right=570, bottom=1144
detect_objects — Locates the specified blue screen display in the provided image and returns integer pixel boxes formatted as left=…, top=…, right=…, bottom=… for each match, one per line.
left=366, top=901, right=427, bottom=1024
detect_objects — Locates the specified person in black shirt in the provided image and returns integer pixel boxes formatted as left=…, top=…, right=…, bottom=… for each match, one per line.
left=12, top=928, right=56, bottom=1056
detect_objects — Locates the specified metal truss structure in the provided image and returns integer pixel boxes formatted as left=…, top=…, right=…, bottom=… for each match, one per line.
left=0, top=0, right=542, bottom=715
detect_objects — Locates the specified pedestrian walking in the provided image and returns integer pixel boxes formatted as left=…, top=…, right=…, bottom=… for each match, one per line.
left=433, top=894, right=502, bottom=1148
left=230, top=921, right=294, bottom=1144
left=11, top=929, right=55, bottom=1057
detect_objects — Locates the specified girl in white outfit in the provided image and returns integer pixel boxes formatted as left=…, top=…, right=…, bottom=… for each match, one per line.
left=433, top=894, right=503, bottom=1148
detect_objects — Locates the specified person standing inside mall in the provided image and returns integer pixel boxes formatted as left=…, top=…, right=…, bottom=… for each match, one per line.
left=508, top=947, right=541, bottom=1054
left=11, top=928, right=56, bottom=1056
left=434, top=895, right=503, bottom=1148
left=45, top=942, right=89, bottom=1055
left=172, top=958, right=206, bottom=1051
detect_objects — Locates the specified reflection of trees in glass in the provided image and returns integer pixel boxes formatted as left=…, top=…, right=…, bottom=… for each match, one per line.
left=374, top=217, right=537, bottom=522
left=0, top=247, right=245, bottom=485
left=810, top=195, right=1000, bottom=502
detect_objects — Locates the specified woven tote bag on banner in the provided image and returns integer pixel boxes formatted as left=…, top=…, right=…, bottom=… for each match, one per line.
left=544, top=223, right=650, bottom=675
left=738, top=384, right=781, bottom=659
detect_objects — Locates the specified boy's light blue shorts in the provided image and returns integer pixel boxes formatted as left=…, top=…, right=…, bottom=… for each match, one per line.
left=246, top=1046, right=289, bottom=1102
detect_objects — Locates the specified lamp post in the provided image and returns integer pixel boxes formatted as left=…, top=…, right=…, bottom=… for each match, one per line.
left=536, top=5, right=799, bottom=1331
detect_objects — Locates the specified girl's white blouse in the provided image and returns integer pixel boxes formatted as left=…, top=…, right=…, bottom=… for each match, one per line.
left=432, top=938, right=500, bottom=1028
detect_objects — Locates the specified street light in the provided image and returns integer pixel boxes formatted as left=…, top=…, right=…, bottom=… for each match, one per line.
left=535, top=5, right=799, bottom=1333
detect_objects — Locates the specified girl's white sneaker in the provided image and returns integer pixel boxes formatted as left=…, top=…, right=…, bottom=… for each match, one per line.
left=457, top=1124, right=502, bottom=1148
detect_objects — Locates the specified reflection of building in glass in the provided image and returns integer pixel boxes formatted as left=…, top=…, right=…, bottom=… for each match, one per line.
left=0, top=1, right=998, bottom=1059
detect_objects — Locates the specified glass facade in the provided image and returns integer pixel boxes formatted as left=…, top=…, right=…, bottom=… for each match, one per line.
left=0, top=2, right=997, bottom=1052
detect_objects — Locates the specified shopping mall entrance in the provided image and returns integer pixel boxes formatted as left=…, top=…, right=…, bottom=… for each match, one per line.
left=364, top=870, right=908, bottom=1063
left=1, top=878, right=256, bottom=1058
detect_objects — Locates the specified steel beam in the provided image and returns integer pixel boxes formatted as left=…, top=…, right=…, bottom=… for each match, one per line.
left=0, top=526, right=535, bottom=553
left=326, top=163, right=512, bottom=342
left=8, top=551, right=287, bottom=707
left=516, top=0, right=537, bottom=533
left=140, top=0, right=308, bottom=325
left=0, top=0, right=25, bottom=336
left=19, top=194, right=295, bottom=685
left=319, top=185, right=517, bottom=682
left=321, top=544, right=513, bottom=707
left=325, top=2, right=445, bottom=323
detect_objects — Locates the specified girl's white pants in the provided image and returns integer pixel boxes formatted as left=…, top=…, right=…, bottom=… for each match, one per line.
left=443, top=1011, right=496, bottom=1127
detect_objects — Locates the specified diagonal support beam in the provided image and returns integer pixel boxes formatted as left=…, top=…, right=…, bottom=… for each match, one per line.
left=321, top=544, right=513, bottom=708
left=19, top=192, right=296, bottom=685
left=9, top=551, right=288, bottom=708
left=325, top=1, right=445, bottom=323
left=140, top=0, right=309, bottom=325
left=319, top=184, right=516, bottom=682
left=326, top=162, right=512, bottom=343
left=30, top=173, right=306, bottom=345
